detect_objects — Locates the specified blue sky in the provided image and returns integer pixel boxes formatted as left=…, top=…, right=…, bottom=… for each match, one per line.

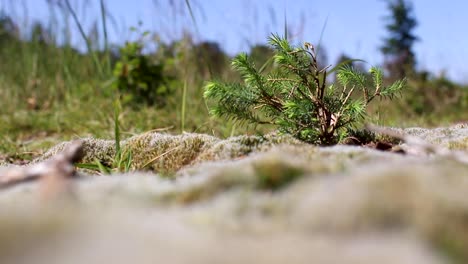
left=3, top=0, right=468, bottom=83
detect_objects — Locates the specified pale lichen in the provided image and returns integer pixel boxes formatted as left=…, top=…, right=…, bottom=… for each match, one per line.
left=398, top=124, right=468, bottom=150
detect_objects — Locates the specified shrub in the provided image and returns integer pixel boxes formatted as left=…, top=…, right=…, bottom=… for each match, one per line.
left=111, top=29, right=173, bottom=107
left=204, top=34, right=405, bottom=145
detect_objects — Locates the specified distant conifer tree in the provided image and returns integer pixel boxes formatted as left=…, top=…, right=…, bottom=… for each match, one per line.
left=380, top=0, right=419, bottom=79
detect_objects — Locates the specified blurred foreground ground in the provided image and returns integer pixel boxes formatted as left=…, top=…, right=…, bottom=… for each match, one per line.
left=0, top=124, right=467, bottom=264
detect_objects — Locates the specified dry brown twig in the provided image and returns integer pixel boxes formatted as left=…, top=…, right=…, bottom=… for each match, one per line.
left=0, top=140, right=84, bottom=196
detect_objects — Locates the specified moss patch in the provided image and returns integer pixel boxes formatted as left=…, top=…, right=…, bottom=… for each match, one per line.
left=36, top=131, right=302, bottom=174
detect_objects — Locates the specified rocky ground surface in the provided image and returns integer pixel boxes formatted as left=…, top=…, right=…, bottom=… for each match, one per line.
left=0, top=123, right=467, bottom=264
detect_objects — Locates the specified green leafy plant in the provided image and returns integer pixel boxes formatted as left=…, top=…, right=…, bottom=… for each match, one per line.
left=204, top=34, right=405, bottom=145
left=112, top=26, right=173, bottom=107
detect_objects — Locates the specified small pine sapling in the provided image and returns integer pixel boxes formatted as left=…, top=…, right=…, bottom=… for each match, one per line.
left=204, top=34, right=405, bottom=145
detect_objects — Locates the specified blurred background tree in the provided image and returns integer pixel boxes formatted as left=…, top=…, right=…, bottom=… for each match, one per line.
left=380, top=0, right=418, bottom=80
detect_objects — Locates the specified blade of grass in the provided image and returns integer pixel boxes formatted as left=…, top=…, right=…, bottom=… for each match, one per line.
left=114, top=99, right=121, bottom=157
left=329, top=59, right=367, bottom=74
left=283, top=5, right=288, bottom=39
left=230, top=123, right=236, bottom=137
left=184, top=0, right=212, bottom=78
left=75, top=163, right=101, bottom=170
left=181, top=79, right=187, bottom=132
left=142, top=147, right=178, bottom=169
left=95, top=159, right=111, bottom=174
left=315, top=14, right=329, bottom=57
left=64, top=0, right=104, bottom=77
left=184, top=0, right=197, bottom=30
left=124, top=150, right=133, bottom=172
left=258, top=55, right=275, bottom=74
left=99, top=0, right=111, bottom=75
left=114, top=149, right=131, bottom=172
